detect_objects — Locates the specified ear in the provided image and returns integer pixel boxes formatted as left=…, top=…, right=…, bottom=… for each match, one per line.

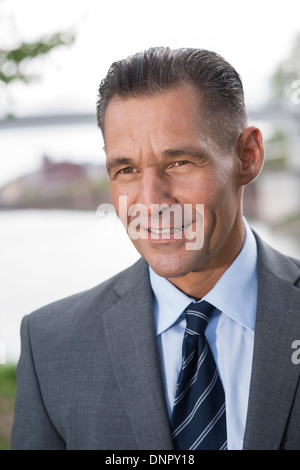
left=237, top=127, right=264, bottom=186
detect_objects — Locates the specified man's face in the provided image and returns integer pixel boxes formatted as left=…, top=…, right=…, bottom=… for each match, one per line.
left=104, top=85, right=243, bottom=280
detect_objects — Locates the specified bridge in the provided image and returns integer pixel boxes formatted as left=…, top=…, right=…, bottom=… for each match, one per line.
left=1, top=102, right=299, bottom=171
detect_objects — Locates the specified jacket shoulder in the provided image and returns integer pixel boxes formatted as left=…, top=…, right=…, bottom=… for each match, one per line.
left=25, top=257, right=147, bottom=337
left=253, top=230, right=300, bottom=291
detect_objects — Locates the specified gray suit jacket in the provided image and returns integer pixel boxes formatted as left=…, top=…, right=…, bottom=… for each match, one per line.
left=11, top=232, right=300, bottom=450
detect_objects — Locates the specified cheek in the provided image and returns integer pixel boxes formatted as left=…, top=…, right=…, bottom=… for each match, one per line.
left=109, top=189, right=125, bottom=226
left=110, top=183, right=140, bottom=231
left=110, top=184, right=130, bottom=214
left=206, top=160, right=238, bottom=201
left=109, top=187, right=119, bottom=214
left=192, top=167, right=239, bottom=223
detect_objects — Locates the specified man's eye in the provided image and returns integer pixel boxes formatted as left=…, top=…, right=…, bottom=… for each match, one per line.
left=119, top=167, right=135, bottom=174
left=174, top=160, right=190, bottom=167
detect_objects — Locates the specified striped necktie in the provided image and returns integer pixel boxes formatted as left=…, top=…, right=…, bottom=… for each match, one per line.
left=171, top=301, right=227, bottom=450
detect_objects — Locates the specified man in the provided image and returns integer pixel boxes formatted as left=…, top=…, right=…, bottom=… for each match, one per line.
left=12, top=47, right=300, bottom=450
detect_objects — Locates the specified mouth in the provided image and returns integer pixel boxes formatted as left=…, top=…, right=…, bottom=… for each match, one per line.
left=148, top=225, right=186, bottom=235
left=145, top=222, right=193, bottom=239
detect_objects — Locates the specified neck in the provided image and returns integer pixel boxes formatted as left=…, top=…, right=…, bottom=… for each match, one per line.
left=168, top=216, right=245, bottom=300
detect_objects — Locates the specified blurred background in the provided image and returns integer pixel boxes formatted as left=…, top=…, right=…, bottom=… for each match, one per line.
left=0, top=0, right=300, bottom=449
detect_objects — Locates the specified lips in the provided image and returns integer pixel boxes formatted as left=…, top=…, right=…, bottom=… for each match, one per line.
left=148, top=224, right=190, bottom=234
left=144, top=222, right=193, bottom=239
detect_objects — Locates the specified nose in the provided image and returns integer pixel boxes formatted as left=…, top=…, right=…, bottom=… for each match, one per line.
left=138, top=169, right=177, bottom=214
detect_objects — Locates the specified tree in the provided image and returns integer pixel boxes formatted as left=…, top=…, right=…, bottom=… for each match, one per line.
left=0, top=31, right=75, bottom=85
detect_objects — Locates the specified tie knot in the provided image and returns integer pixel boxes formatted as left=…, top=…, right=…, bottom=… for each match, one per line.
left=184, top=300, right=215, bottom=336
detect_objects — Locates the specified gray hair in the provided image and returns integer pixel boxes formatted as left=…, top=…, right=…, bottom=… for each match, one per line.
left=96, top=47, right=248, bottom=151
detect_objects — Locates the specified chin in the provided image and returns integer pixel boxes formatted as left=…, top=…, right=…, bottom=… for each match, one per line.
left=146, top=253, right=201, bottom=280
left=132, top=238, right=206, bottom=279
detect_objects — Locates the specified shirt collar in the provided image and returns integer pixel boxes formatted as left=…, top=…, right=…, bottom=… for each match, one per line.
left=149, top=218, right=258, bottom=336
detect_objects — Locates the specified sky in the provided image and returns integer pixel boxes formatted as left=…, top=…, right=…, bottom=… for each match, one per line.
left=1, top=0, right=300, bottom=185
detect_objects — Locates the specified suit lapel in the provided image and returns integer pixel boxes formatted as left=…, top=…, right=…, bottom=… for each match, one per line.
left=103, top=259, right=173, bottom=450
left=243, top=237, right=300, bottom=450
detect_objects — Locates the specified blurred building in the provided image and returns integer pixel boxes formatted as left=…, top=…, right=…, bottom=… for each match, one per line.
left=41, top=156, right=86, bottom=185
left=0, top=155, right=110, bottom=210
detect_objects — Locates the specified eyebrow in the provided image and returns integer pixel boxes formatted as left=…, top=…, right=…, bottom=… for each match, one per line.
left=106, top=157, right=133, bottom=176
left=162, top=146, right=209, bottom=160
left=106, top=146, right=209, bottom=176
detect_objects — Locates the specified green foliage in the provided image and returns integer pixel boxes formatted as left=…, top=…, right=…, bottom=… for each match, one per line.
left=0, top=365, right=17, bottom=397
left=0, top=31, right=75, bottom=84
left=0, top=365, right=17, bottom=450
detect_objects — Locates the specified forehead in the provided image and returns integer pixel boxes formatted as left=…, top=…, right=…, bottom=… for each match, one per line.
left=104, top=85, right=209, bottom=150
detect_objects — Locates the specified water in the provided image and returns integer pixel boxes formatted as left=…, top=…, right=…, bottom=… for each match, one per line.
left=0, top=210, right=299, bottom=364
left=0, top=209, right=139, bottom=363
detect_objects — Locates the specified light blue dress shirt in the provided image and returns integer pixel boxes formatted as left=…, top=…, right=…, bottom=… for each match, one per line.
left=149, top=219, right=258, bottom=450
